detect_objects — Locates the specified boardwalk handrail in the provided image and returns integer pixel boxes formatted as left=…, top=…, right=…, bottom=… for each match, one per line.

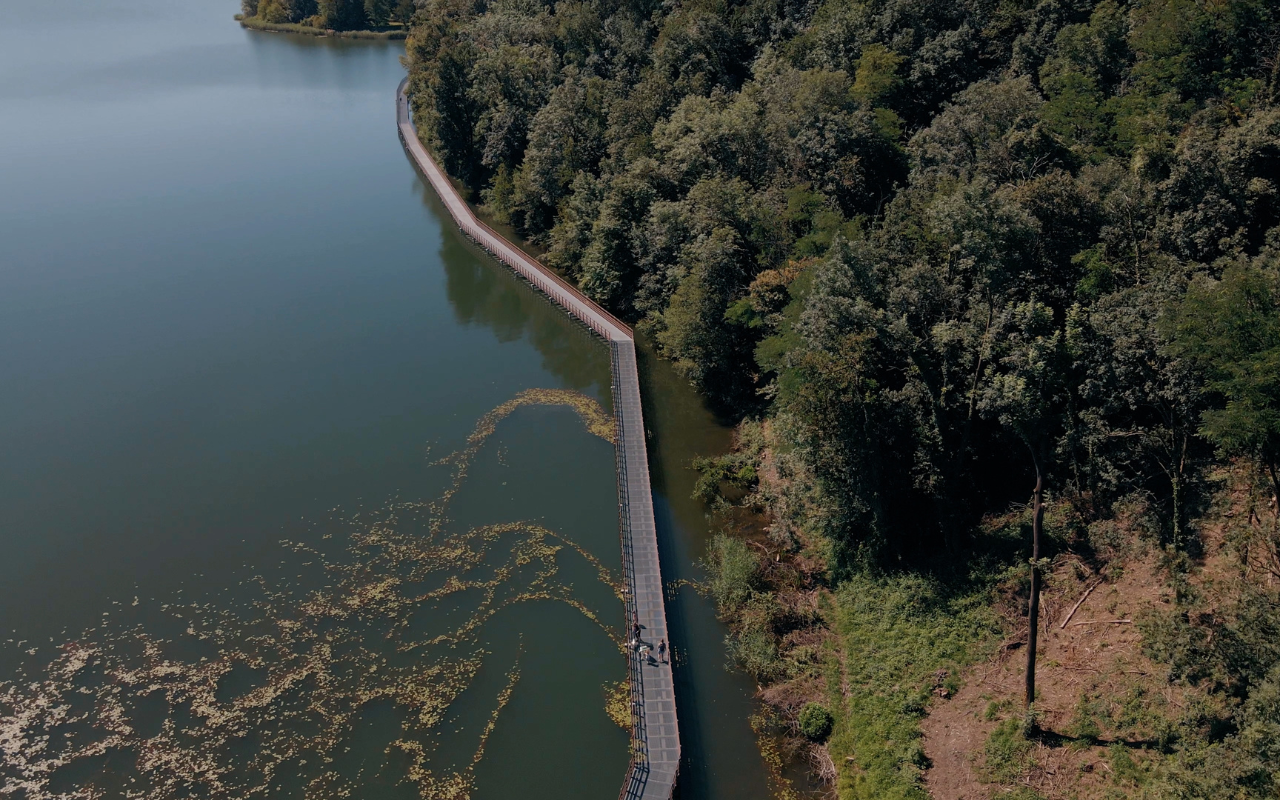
left=397, top=77, right=679, bottom=800
left=467, top=212, right=635, bottom=339
left=395, top=82, right=631, bottom=343
left=613, top=341, right=649, bottom=800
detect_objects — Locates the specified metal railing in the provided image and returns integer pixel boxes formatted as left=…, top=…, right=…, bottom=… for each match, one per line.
left=399, top=78, right=670, bottom=799
left=397, top=79, right=632, bottom=345
left=613, top=341, right=650, bottom=800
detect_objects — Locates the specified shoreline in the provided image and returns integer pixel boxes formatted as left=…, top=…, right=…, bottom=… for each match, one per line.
left=396, top=78, right=681, bottom=800
left=235, top=15, right=408, bottom=40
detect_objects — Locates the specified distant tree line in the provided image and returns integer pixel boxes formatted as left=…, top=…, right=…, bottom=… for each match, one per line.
left=241, top=0, right=413, bottom=29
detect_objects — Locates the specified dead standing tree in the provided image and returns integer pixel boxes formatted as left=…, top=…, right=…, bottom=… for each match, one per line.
left=1025, top=452, right=1044, bottom=709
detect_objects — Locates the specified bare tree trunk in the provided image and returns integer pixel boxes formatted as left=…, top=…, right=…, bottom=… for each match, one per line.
left=1025, top=458, right=1043, bottom=710
left=1171, top=440, right=1184, bottom=551
left=1267, top=461, right=1280, bottom=520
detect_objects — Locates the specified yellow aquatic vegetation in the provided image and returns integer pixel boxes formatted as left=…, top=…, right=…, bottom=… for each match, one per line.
left=425, top=388, right=616, bottom=534
left=466, top=388, right=616, bottom=448
left=603, top=679, right=631, bottom=730
left=0, top=389, right=624, bottom=800
left=749, top=710, right=800, bottom=800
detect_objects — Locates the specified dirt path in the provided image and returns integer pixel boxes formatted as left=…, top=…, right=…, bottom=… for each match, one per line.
left=921, top=554, right=1179, bottom=799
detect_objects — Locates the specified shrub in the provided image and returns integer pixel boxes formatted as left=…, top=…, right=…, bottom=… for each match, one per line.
left=725, top=627, right=784, bottom=681
left=692, top=453, right=759, bottom=506
left=798, top=702, right=834, bottom=741
left=704, top=534, right=759, bottom=613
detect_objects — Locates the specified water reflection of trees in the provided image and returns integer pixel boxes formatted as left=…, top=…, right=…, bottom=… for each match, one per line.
left=422, top=187, right=612, bottom=396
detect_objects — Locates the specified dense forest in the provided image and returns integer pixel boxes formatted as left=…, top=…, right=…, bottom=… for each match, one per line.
left=404, top=0, right=1280, bottom=797
left=239, top=0, right=414, bottom=29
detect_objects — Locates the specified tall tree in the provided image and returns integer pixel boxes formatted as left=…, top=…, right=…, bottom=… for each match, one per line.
left=979, top=300, right=1069, bottom=708
left=363, top=0, right=391, bottom=27
left=317, top=0, right=366, bottom=30
left=1169, top=254, right=1280, bottom=510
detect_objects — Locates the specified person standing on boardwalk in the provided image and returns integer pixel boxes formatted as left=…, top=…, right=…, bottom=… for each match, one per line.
left=658, top=639, right=667, bottom=664
left=633, top=621, right=642, bottom=643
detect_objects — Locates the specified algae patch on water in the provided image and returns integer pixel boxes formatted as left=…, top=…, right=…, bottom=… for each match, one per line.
left=0, top=390, right=623, bottom=800
left=603, top=680, right=631, bottom=730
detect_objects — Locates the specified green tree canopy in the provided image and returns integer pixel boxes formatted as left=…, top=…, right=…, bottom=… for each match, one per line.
left=1169, top=251, right=1280, bottom=501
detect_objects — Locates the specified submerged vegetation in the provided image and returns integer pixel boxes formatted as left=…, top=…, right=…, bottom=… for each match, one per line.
left=0, top=391, right=624, bottom=799
left=405, top=0, right=1280, bottom=794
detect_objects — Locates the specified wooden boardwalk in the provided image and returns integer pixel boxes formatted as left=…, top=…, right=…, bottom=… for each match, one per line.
left=397, top=78, right=679, bottom=800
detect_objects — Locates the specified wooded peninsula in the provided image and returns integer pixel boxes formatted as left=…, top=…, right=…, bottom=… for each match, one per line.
left=400, top=0, right=1279, bottom=796
left=239, top=0, right=414, bottom=32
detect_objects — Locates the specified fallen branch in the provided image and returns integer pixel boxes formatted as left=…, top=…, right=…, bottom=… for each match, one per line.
left=1060, top=579, right=1102, bottom=629
left=1070, top=619, right=1132, bottom=626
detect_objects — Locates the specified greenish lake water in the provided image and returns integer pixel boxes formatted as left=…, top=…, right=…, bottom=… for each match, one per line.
left=0, top=2, right=770, bottom=797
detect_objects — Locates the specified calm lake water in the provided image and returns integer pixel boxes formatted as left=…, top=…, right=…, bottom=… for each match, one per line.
left=0, top=2, right=769, bottom=797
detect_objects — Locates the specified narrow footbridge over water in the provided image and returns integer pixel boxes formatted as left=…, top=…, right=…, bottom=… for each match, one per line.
left=398, top=78, right=679, bottom=800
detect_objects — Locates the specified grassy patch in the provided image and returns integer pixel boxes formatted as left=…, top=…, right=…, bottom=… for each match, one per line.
left=1066, top=694, right=1104, bottom=749
left=982, top=718, right=1034, bottom=783
left=827, top=571, right=1002, bottom=799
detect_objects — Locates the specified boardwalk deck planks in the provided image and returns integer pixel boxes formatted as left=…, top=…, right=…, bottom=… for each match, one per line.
left=397, top=78, right=679, bottom=800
